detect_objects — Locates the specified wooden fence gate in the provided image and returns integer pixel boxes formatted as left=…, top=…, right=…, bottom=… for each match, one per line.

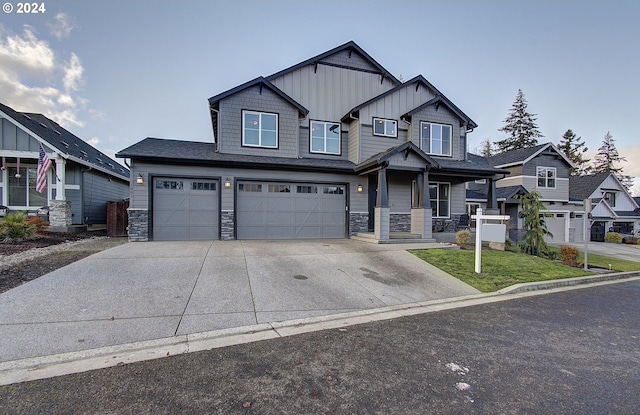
left=106, top=200, right=129, bottom=237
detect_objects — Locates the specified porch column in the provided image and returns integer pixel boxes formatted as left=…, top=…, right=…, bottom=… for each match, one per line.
left=411, top=169, right=432, bottom=239
left=49, top=156, right=72, bottom=229
left=485, top=177, right=499, bottom=215
left=374, top=166, right=390, bottom=240
left=54, top=156, right=66, bottom=200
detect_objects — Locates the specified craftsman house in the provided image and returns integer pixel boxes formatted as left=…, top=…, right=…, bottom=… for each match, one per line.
left=467, top=142, right=586, bottom=243
left=0, top=102, right=130, bottom=228
left=569, top=172, right=640, bottom=241
left=117, top=41, right=506, bottom=242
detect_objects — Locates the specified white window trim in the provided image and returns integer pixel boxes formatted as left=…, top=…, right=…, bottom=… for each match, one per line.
left=242, top=110, right=278, bottom=148
left=309, top=120, right=341, bottom=155
left=373, top=118, right=398, bottom=138
left=430, top=181, right=451, bottom=218
left=536, top=166, right=557, bottom=189
left=420, top=122, right=452, bottom=156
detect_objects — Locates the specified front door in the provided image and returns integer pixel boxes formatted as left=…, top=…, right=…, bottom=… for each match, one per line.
left=367, top=174, right=377, bottom=231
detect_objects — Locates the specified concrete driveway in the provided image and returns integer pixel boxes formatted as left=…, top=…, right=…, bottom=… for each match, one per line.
left=551, top=241, right=640, bottom=262
left=0, top=239, right=478, bottom=362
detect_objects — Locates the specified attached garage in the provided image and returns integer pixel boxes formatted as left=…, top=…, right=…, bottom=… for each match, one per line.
left=152, top=177, right=219, bottom=241
left=236, top=181, right=346, bottom=239
left=544, top=212, right=567, bottom=243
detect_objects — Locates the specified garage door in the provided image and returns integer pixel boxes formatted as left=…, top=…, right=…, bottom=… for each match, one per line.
left=544, top=213, right=566, bottom=243
left=153, top=177, right=219, bottom=241
left=237, top=181, right=346, bottom=239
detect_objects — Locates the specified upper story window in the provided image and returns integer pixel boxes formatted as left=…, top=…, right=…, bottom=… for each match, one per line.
left=420, top=122, right=451, bottom=156
left=373, top=118, right=397, bottom=138
left=310, top=121, right=340, bottom=155
left=536, top=167, right=556, bottom=188
left=603, top=191, right=617, bottom=207
left=242, top=110, right=278, bottom=148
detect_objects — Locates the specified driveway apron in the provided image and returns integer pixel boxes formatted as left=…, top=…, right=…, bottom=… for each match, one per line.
left=0, top=239, right=478, bottom=362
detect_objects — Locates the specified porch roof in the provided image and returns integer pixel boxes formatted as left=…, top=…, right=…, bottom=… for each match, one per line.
left=354, top=141, right=438, bottom=173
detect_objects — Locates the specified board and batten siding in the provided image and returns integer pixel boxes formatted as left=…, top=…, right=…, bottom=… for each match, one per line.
left=270, top=63, right=396, bottom=125
left=218, top=86, right=300, bottom=158
left=0, top=117, right=42, bottom=152
left=589, top=174, right=638, bottom=211
left=356, top=83, right=436, bottom=127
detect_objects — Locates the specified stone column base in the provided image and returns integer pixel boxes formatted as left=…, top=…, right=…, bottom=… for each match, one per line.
left=49, top=200, right=72, bottom=227
left=127, top=208, right=149, bottom=242
left=374, top=207, right=390, bottom=240
left=411, top=208, right=433, bottom=239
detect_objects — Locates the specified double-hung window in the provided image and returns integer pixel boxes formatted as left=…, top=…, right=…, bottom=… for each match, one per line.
left=242, top=110, right=278, bottom=148
left=373, top=118, right=397, bottom=138
left=536, top=167, right=556, bottom=188
left=310, top=121, right=340, bottom=155
left=421, top=122, right=451, bottom=156
left=429, top=182, right=450, bottom=218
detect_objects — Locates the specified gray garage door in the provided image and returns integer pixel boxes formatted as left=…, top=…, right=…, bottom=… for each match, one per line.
left=544, top=213, right=566, bottom=243
left=153, top=177, right=219, bottom=241
left=237, top=181, right=346, bottom=239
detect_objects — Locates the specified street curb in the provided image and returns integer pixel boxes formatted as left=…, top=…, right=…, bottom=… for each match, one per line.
left=1, top=273, right=639, bottom=386
left=497, top=270, right=640, bottom=294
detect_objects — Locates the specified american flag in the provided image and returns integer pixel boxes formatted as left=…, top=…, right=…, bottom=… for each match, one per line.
left=36, top=144, right=52, bottom=193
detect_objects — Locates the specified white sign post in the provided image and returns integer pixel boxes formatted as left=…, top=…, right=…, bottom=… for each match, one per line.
left=471, top=208, right=510, bottom=274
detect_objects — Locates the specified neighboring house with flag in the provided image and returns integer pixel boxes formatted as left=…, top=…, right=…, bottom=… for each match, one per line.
left=0, top=102, right=130, bottom=229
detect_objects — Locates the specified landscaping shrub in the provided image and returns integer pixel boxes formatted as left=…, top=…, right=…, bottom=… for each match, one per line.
left=455, top=229, right=472, bottom=247
left=0, top=212, right=37, bottom=243
left=605, top=232, right=622, bottom=244
left=26, top=216, right=49, bottom=233
left=559, top=245, right=579, bottom=266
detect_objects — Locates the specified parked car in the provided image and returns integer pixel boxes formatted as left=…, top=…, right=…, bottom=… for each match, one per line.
left=619, top=230, right=640, bottom=244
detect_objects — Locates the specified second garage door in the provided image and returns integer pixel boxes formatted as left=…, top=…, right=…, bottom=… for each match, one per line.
left=237, top=181, right=346, bottom=239
left=153, top=177, right=219, bottom=241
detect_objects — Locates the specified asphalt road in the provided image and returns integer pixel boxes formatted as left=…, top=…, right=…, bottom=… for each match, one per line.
left=1, top=280, right=638, bottom=415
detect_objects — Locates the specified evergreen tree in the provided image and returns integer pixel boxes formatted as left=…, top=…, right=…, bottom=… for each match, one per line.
left=517, top=190, right=553, bottom=258
left=592, top=131, right=632, bottom=189
left=557, top=129, right=591, bottom=176
left=496, top=89, right=544, bottom=153
left=474, top=138, right=495, bottom=157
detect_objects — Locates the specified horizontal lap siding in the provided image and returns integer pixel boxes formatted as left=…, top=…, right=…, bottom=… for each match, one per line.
left=82, top=169, right=129, bottom=224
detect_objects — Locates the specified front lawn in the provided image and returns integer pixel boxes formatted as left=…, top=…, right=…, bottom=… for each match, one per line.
left=410, top=248, right=593, bottom=292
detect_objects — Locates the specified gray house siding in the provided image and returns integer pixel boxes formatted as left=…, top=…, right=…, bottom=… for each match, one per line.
left=0, top=117, right=42, bottom=151
left=297, top=125, right=350, bottom=160
left=347, top=119, right=360, bottom=164
left=82, top=169, right=129, bottom=224
left=218, top=86, right=300, bottom=158
left=523, top=154, right=571, bottom=178
left=270, top=64, right=395, bottom=125
left=320, top=49, right=381, bottom=72
left=408, top=104, right=463, bottom=160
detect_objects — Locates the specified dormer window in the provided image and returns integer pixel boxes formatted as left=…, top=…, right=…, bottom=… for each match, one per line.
left=310, top=121, right=340, bottom=155
left=373, top=118, right=397, bottom=138
left=603, top=191, right=616, bottom=207
left=242, top=110, right=278, bottom=148
left=420, top=122, right=451, bottom=156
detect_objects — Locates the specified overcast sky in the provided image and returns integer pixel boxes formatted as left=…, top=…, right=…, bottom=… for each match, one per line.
left=1, top=0, right=639, bottom=194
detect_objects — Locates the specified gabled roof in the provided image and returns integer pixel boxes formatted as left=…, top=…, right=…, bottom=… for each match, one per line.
left=117, top=137, right=355, bottom=172
left=207, top=77, right=309, bottom=117
left=488, top=142, right=574, bottom=169
left=354, top=141, right=439, bottom=173
left=0, top=102, right=129, bottom=179
left=568, top=172, right=611, bottom=201
left=266, top=40, right=400, bottom=85
left=341, top=75, right=477, bottom=129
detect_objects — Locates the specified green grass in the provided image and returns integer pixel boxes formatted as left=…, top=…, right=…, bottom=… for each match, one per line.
left=410, top=248, right=593, bottom=292
left=552, top=247, right=640, bottom=273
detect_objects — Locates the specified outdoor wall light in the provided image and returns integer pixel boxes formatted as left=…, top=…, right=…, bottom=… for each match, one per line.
left=136, top=173, right=144, bottom=185
left=357, top=183, right=363, bottom=193
left=224, top=178, right=231, bottom=188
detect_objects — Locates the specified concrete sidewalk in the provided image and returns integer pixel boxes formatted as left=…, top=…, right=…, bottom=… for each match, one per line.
left=0, top=239, right=477, bottom=363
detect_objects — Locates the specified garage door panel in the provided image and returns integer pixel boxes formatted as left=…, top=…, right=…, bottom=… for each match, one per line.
left=153, top=177, right=219, bottom=241
left=237, top=180, right=346, bottom=240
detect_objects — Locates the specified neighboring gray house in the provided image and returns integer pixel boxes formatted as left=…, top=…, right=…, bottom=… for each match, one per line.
left=0, top=102, right=130, bottom=228
left=117, top=41, right=506, bottom=242
left=467, top=142, right=585, bottom=243
left=569, top=172, right=640, bottom=241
